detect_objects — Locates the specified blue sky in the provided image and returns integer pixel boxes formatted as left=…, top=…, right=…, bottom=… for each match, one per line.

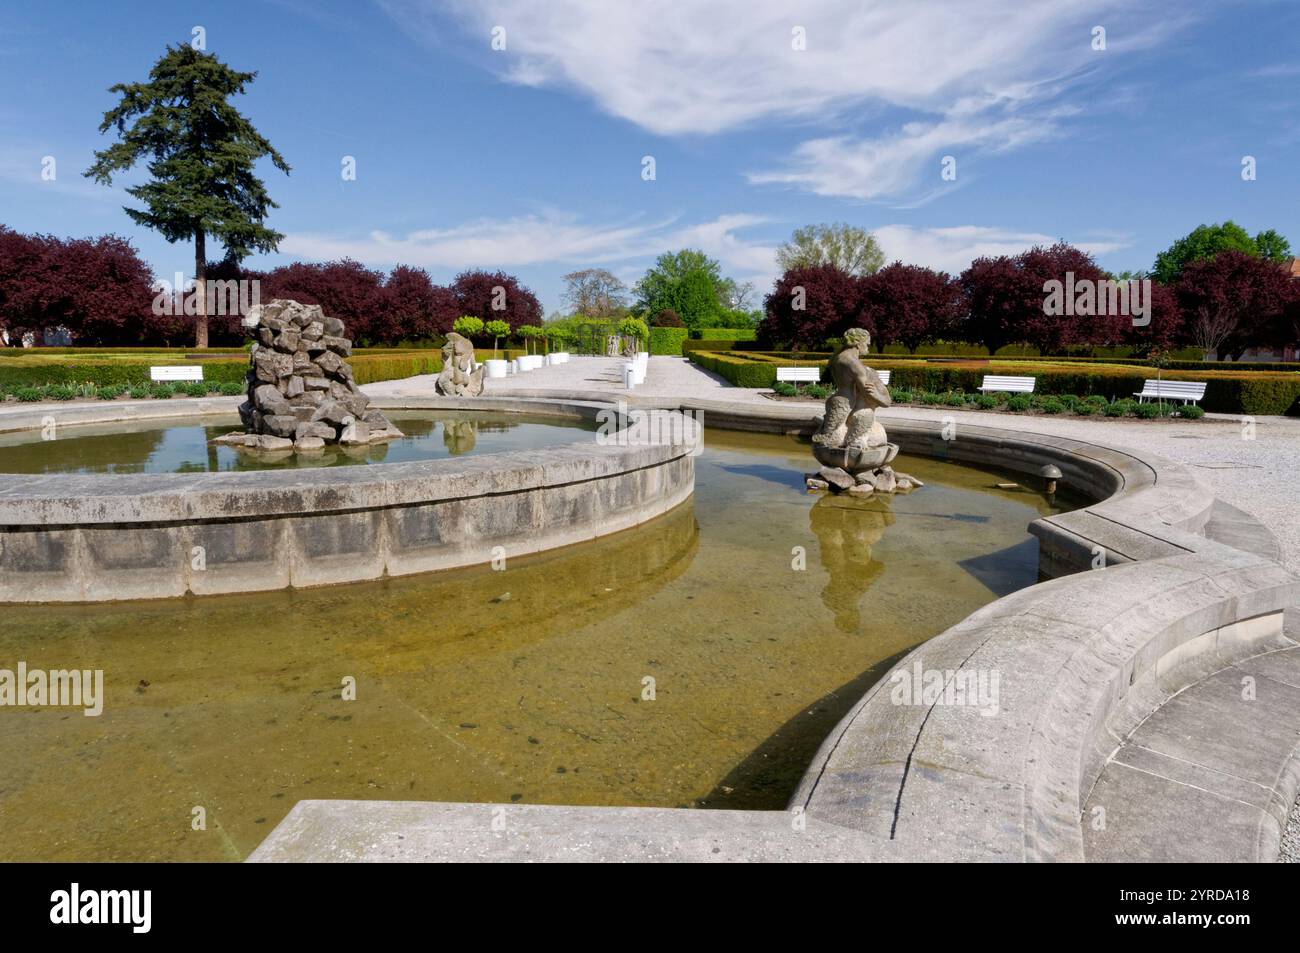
left=1, top=0, right=1297, bottom=314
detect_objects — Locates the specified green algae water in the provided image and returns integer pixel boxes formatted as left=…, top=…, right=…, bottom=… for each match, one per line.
left=0, top=410, right=594, bottom=473
left=0, top=425, right=1074, bottom=860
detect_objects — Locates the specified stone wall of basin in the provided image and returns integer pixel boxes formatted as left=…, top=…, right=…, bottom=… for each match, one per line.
left=0, top=398, right=695, bottom=603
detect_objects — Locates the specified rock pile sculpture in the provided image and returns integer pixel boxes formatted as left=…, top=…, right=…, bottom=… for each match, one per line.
left=807, top=328, right=922, bottom=496
left=213, top=299, right=403, bottom=453
left=434, top=331, right=485, bottom=397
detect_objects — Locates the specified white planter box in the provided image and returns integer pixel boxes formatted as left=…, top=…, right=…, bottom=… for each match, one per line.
left=484, top=359, right=509, bottom=379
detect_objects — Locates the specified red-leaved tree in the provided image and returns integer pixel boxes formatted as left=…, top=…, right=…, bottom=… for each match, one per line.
left=959, top=242, right=1111, bottom=354
left=257, top=259, right=388, bottom=341
left=1126, top=280, right=1184, bottom=353
left=1176, top=251, right=1296, bottom=360
left=381, top=265, right=459, bottom=342
left=759, top=264, right=864, bottom=349
left=0, top=227, right=154, bottom=345
left=451, top=270, right=544, bottom=331
left=860, top=262, right=964, bottom=352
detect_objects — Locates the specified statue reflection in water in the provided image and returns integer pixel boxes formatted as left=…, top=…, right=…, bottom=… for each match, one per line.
left=809, top=493, right=895, bottom=634
left=442, top=419, right=478, bottom=455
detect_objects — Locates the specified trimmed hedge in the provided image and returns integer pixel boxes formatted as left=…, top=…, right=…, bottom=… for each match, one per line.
left=0, top=350, right=446, bottom=395
left=686, top=351, right=1300, bottom=415
left=681, top=338, right=764, bottom=353
left=349, top=353, right=441, bottom=385
left=650, top=327, right=691, bottom=356
left=0, top=358, right=248, bottom=390
left=690, top=350, right=787, bottom=388
left=693, top=327, right=758, bottom=340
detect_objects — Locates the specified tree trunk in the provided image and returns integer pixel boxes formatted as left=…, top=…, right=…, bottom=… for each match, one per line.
left=194, top=229, right=209, bottom=349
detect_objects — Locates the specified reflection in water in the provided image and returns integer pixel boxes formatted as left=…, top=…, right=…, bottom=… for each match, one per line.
left=0, top=411, right=594, bottom=474
left=442, top=419, right=477, bottom=455
left=809, top=494, right=895, bottom=634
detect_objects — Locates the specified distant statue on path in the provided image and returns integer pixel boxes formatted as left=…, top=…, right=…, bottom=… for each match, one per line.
left=435, top=332, right=485, bottom=397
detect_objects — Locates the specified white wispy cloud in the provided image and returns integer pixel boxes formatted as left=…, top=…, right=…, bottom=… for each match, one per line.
left=282, top=210, right=779, bottom=285
left=388, top=0, right=1128, bottom=135
left=0, top=147, right=128, bottom=202
left=873, top=224, right=1129, bottom=275
left=384, top=1, right=1194, bottom=202
left=748, top=116, right=1057, bottom=201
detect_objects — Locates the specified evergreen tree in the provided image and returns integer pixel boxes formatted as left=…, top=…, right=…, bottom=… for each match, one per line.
left=86, top=44, right=290, bottom=347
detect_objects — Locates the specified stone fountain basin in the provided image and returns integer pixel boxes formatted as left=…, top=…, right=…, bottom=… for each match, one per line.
left=812, top=442, right=898, bottom=473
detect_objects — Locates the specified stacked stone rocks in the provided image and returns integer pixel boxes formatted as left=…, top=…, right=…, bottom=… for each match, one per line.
left=219, top=299, right=403, bottom=453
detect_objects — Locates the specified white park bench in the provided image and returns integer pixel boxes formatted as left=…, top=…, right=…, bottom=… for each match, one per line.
left=150, top=365, right=204, bottom=382
left=1134, top=379, right=1206, bottom=405
left=774, top=368, right=890, bottom=386
left=775, top=367, right=820, bottom=383
left=978, top=375, right=1035, bottom=394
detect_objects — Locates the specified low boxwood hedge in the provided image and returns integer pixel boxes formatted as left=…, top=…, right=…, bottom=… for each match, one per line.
left=687, top=350, right=1300, bottom=415
left=0, top=350, right=445, bottom=398
left=689, top=350, right=784, bottom=388
left=692, top=328, right=757, bottom=340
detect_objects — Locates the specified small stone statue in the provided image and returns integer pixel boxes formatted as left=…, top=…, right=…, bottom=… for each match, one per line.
left=807, top=328, right=921, bottom=496
left=435, top=332, right=485, bottom=397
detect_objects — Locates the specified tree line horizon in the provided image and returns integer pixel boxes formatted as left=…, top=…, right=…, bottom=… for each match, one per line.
left=1, top=218, right=1296, bottom=360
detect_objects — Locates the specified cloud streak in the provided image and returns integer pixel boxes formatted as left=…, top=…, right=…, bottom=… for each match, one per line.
left=282, top=210, right=780, bottom=286
left=874, top=224, right=1129, bottom=274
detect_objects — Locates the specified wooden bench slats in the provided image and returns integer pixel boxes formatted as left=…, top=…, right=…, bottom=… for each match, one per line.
left=1134, top=380, right=1206, bottom=404
left=775, top=367, right=820, bottom=382
left=150, top=365, right=204, bottom=382
left=978, top=375, right=1035, bottom=393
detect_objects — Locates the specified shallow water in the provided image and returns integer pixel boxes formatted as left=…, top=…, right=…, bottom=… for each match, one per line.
left=0, top=425, right=1074, bottom=860
left=0, top=411, right=594, bottom=473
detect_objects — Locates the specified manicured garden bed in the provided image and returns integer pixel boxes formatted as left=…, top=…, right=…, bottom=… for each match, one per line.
left=770, top=380, right=1205, bottom=419
left=690, top=350, right=1300, bottom=415
left=0, top=347, right=450, bottom=399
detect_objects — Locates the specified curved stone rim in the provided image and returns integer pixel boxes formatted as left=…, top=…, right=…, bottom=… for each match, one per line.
left=0, top=397, right=674, bottom=525
left=0, top=396, right=698, bottom=602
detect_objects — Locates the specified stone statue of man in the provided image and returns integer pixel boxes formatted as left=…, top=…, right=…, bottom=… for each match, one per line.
left=812, top=328, right=891, bottom=451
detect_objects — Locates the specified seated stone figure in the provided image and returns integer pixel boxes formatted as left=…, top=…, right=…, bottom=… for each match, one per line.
left=435, top=332, right=485, bottom=397
left=813, top=328, right=892, bottom=453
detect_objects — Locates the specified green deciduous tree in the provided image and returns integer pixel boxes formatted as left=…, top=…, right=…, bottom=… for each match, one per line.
left=617, top=316, right=649, bottom=353
left=1151, top=221, right=1291, bottom=284
left=453, top=315, right=484, bottom=339
left=485, top=318, right=510, bottom=359
left=775, top=223, right=884, bottom=277
left=85, top=44, right=290, bottom=347
left=633, top=249, right=728, bottom=327
left=1254, top=228, right=1293, bottom=263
